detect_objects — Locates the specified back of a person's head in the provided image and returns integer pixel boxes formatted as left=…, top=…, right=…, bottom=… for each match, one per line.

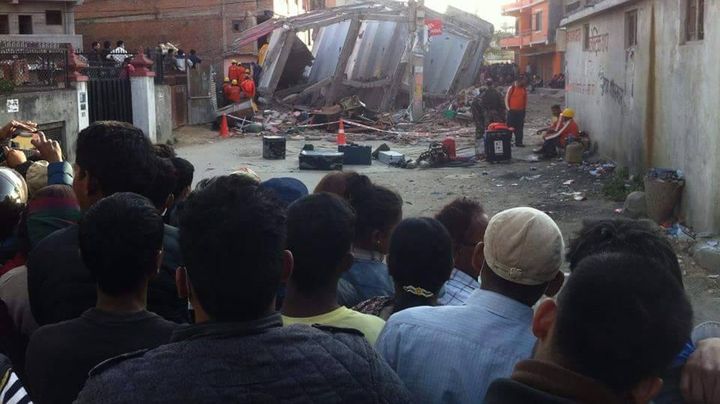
left=18, top=185, right=81, bottom=252
left=179, top=175, right=286, bottom=321
left=146, top=158, right=177, bottom=210
left=388, top=218, right=453, bottom=300
left=287, top=193, right=355, bottom=293
left=75, top=121, right=156, bottom=199
left=153, top=143, right=176, bottom=159
left=117, top=40, right=124, bottom=47
left=566, top=218, right=682, bottom=285
left=435, top=198, right=485, bottom=248
left=313, top=171, right=363, bottom=198
left=554, top=252, right=692, bottom=394
left=79, top=193, right=164, bottom=296
left=345, top=176, right=402, bottom=242
left=170, top=157, right=194, bottom=199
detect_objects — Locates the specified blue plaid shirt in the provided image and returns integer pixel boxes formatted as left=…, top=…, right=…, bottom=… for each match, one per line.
left=438, top=268, right=479, bottom=306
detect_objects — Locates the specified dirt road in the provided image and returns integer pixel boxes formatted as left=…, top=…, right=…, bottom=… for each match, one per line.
left=175, top=90, right=720, bottom=324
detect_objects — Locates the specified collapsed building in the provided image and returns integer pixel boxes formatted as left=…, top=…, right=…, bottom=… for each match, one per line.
left=230, top=1, right=494, bottom=112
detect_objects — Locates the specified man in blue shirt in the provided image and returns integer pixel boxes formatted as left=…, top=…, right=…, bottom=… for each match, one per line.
left=376, top=207, right=566, bottom=403
left=435, top=198, right=488, bottom=306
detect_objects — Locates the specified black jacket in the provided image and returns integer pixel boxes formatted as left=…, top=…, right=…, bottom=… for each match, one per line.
left=484, top=378, right=575, bottom=404
left=27, top=224, right=189, bottom=326
left=76, top=314, right=411, bottom=403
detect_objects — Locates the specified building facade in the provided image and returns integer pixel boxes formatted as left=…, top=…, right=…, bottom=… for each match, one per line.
left=0, top=0, right=83, bottom=47
left=562, top=0, right=718, bottom=232
left=74, top=0, right=306, bottom=65
left=500, top=0, right=565, bottom=82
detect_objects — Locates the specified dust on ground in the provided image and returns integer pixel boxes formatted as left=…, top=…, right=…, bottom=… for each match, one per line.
left=174, top=90, right=720, bottom=324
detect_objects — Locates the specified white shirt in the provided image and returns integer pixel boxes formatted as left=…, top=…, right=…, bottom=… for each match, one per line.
left=108, top=46, right=128, bottom=63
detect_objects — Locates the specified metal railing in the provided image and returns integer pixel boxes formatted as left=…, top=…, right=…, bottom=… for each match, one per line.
left=0, top=41, right=70, bottom=94
left=75, top=50, right=168, bottom=84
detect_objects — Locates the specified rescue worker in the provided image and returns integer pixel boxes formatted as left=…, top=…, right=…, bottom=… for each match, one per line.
left=226, top=80, right=242, bottom=104
left=505, top=77, right=528, bottom=147
left=534, top=108, right=579, bottom=158
left=239, top=72, right=256, bottom=99
left=222, top=77, right=232, bottom=104
left=471, top=79, right=505, bottom=138
left=535, top=104, right=563, bottom=137
left=228, top=60, right=243, bottom=83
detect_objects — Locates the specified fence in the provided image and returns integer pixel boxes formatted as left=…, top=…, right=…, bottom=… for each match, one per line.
left=76, top=51, right=168, bottom=84
left=0, top=41, right=70, bottom=93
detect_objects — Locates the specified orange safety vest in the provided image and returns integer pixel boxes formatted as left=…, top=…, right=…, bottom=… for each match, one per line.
left=226, top=85, right=242, bottom=104
left=506, top=85, right=528, bottom=111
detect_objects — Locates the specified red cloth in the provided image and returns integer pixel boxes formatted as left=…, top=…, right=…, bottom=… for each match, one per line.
left=240, top=79, right=256, bottom=98
left=0, top=253, right=25, bottom=278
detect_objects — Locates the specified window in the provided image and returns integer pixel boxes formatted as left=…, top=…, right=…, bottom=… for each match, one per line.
left=533, top=12, right=542, bottom=32
left=0, top=15, right=8, bottom=34
left=583, top=23, right=590, bottom=50
left=18, top=15, right=32, bottom=34
left=232, top=19, right=247, bottom=33
left=45, top=10, right=62, bottom=26
left=625, top=10, right=638, bottom=48
left=686, top=0, right=704, bottom=41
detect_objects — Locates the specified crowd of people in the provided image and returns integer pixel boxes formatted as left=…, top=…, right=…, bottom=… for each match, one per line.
left=480, top=63, right=519, bottom=86
left=1, top=118, right=720, bottom=403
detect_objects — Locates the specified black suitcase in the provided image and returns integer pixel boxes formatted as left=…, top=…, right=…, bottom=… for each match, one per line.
left=299, top=150, right=344, bottom=171
left=484, top=130, right=512, bottom=162
left=338, top=144, right=372, bottom=165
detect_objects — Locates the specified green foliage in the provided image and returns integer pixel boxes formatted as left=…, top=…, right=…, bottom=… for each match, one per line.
left=602, top=167, right=645, bottom=201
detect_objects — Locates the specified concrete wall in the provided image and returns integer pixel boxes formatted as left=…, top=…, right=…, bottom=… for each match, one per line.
left=563, top=0, right=720, bottom=232
left=154, top=84, right=174, bottom=144
left=0, top=1, right=76, bottom=35
left=0, top=89, right=79, bottom=161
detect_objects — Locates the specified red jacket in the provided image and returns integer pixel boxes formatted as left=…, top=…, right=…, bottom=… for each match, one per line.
left=505, top=85, right=528, bottom=111
left=228, top=65, right=243, bottom=82
left=240, top=79, right=256, bottom=98
left=226, top=85, right=242, bottom=104
left=546, top=119, right=579, bottom=147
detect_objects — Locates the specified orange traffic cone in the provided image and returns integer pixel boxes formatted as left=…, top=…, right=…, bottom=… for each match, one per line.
left=337, top=119, right=347, bottom=145
left=219, top=114, right=229, bottom=138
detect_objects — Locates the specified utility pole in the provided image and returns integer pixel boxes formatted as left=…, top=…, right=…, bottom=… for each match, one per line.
left=408, top=0, right=425, bottom=121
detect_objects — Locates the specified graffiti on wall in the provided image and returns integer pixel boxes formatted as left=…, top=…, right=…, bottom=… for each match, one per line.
left=567, top=82, right=596, bottom=95
left=587, top=33, right=609, bottom=53
left=598, top=71, right=625, bottom=106
left=567, top=28, right=582, bottom=43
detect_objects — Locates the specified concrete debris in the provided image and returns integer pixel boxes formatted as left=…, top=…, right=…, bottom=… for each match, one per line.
left=693, top=241, right=720, bottom=275
left=230, top=1, right=492, bottom=112
left=623, top=191, right=647, bottom=219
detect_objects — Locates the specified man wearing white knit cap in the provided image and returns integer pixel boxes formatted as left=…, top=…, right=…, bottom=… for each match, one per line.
left=376, top=207, right=565, bottom=403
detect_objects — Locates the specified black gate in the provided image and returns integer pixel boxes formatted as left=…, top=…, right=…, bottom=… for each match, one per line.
left=87, top=78, right=133, bottom=123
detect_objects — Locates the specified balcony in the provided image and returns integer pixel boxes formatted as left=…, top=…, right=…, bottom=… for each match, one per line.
left=501, top=0, right=546, bottom=15
left=499, top=30, right=548, bottom=49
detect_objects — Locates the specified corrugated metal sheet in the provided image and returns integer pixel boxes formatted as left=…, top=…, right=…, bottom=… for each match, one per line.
left=424, top=33, right=471, bottom=95
left=306, top=19, right=351, bottom=83
left=345, top=20, right=406, bottom=81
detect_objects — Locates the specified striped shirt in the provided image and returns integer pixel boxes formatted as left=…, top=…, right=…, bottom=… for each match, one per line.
left=438, top=268, right=480, bottom=306
left=0, top=369, right=31, bottom=404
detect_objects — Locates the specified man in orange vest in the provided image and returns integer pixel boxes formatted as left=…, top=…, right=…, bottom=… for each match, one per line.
left=505, top=77, right=528, bottom=147
left=228, top=61, right=243, bottom=83
left=534, top=108, right=579, bottom=158
left=239, top=73, right=256, bottom=99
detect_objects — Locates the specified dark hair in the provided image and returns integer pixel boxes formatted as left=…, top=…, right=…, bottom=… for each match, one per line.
left=75, top=121, right=156, bottom=200
left=551, top=104, right=561, bottom=110
left=146, top=158, right=177, bottom=210
left=345, top=175, right=402, bottom=242
left=313, top=171, right=362, bottom=198
left=91, top=41, right=99, bottom=48
left=554, top=252, right=692, bottom=393
left=566, top=218, right=682, bottom=285
left=170, top=157, right=194, bottom=199
left=388, top=218, right=453, bottom=313
left=179, top=175, right=287, bottom=321
left=153, top=143, right=176, bottom=158
left=79, top=193, right=164, bottom=296
left=116, top=40, right=124, bottom=47
left=103, top=41, right=111, bottom=49
left=190, top=49, right=196, bottom=55
left=435, top=198, right=486, bottom=249
left=287, top=193, right=355, bottom=294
